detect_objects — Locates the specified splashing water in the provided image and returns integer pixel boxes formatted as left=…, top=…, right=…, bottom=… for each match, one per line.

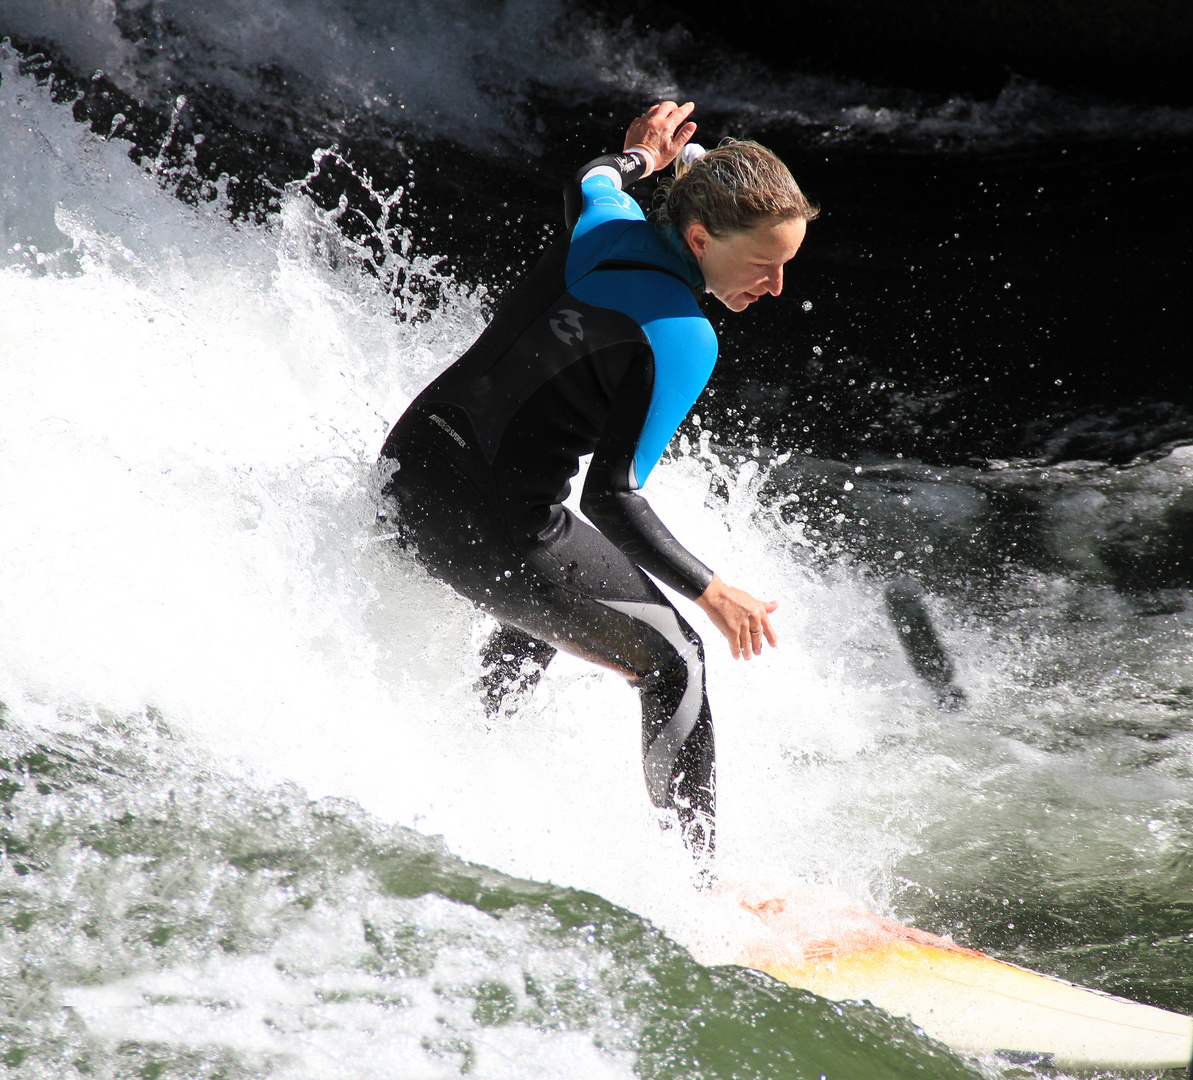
left=2, top=44, right=1191, bottom=1079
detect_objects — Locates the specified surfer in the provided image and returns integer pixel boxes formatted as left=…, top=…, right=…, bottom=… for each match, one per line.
left=378, top=101, right=817, bottom=861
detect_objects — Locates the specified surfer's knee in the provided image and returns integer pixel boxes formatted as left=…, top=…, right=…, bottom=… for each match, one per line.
left=635, top=640, right=706, bottom=733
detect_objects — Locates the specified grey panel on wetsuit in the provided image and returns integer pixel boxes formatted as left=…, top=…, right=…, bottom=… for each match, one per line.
left=599, top=598, right=705, bottom=806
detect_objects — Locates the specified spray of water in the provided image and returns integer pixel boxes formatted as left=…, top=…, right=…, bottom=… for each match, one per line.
left=2, top=45, right=1190, bottom=1078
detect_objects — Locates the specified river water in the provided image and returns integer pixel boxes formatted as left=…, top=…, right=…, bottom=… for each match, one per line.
left=1, top=2, right=1191, bottom=1077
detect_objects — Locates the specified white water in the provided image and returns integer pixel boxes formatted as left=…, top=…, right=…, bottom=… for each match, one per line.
left=5, top=25, right=1193, bottom=911
left=2, top=46, right=1191, bottom=1077
left=0, top=38, right=932, bottom=907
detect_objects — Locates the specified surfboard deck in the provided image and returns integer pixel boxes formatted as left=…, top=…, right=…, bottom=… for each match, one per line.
left=693, top=885, right=1193, bottom=1072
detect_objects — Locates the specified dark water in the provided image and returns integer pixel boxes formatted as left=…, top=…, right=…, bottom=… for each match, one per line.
left=10, top=18, right=1191, bottom=468
left=2, top=2, right=1192, bottom=1076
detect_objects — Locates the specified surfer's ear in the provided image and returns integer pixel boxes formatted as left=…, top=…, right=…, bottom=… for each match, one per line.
left=686, top=221, right=712, bottom=261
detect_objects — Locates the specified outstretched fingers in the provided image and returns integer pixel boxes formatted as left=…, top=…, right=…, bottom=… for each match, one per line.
left=746, top=601, right=779, bottom=657
left=739, top=600, right=778, bottom=659
left=696, top=574, right=780, bottom=661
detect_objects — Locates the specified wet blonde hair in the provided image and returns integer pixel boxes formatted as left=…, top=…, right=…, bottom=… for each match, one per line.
left=654, top=138, right=818, bottom=238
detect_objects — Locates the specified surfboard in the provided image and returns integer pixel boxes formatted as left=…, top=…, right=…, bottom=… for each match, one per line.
left=694, top=885, right=1193, bottom=1072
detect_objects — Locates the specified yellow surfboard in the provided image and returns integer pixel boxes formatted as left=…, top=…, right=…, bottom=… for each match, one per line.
left=694, top=885, right=1193, bottom=1072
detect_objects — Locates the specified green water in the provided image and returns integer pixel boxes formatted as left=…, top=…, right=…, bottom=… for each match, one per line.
left=0, top=53, right=1189, bottom=1078
left=1, top=703, right=992, bottom=1080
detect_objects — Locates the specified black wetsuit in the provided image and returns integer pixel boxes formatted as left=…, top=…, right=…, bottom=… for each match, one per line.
left=378, top=150, right=720, bottom=854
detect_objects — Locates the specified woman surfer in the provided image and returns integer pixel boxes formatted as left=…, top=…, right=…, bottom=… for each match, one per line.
left=378, top=101, right=817, bottom=861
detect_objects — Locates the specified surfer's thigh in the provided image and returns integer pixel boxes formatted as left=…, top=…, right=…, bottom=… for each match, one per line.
left=379, top=440, right=526, bottom=599
left=380, top=441, right=696, bottom=680
left=505, top=512, right=703, bottom=681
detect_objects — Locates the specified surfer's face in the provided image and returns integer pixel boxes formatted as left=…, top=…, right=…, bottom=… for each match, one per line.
left=686, top=217, right=807, bottom=312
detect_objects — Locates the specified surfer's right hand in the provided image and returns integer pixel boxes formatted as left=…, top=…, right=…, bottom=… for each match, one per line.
left=696, top=573, right=778, bottom=660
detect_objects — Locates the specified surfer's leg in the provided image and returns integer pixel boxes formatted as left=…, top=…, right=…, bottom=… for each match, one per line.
left=630, top=613, right=716, bottom=857
left=496, top=519, right=717, bottom=859
left=381, top=442, right=716, bottom=857
left=477, top=623, right=557, bottom=717
left=507, top=529, right=717, bottom=858
left=378, top=449, right=556, bottom=715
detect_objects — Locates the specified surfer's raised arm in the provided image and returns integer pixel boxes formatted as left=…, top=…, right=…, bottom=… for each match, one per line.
left=378, top=100, right=816, bottom=864
left=563, top=100, right=696, bottom=229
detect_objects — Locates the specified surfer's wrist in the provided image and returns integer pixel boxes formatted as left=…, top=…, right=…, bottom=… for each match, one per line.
left=626, top=145, right=656, bottom=176
left=696, top=573, right=725, bottom=606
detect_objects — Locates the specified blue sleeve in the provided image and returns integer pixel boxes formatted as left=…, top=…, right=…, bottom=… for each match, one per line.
left=563, top=151, right=650, bottom=235
left=631, top=299, right=718, bottom=486
left=570, top=270, right=717, bottom=486
left=563, top=152, right=719, bottom=598
left=565, top=154, right=717, bottom=485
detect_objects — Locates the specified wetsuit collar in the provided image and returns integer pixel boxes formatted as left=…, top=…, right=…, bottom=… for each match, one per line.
left=658, top=223, right=705, bottom=294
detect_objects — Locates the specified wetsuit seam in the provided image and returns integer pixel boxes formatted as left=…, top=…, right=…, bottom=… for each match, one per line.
left=591, top=258, right=700, bottom=295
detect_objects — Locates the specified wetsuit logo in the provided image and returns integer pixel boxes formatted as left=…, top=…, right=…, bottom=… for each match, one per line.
left=549, top=308, right=585, bottom=346
left=429, top=413, right=467, bottom=448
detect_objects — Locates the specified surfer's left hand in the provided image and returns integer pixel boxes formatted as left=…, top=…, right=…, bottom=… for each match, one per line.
left=696, top=573, right=778, bottom=660
left=623, top=100, right=697, bottom=174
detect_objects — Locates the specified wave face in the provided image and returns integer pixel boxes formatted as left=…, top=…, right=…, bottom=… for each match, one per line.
left=2, top=10, right=1191, bottom=1078
left=4, top=0, right=1192, bottom=155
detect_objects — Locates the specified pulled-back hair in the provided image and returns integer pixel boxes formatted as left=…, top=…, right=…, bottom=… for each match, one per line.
left=654, top=138, right=818, bottom=238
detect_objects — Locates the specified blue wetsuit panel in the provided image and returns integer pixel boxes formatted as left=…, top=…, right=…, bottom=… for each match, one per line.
left=567, top=172, right=716, bottom=486
left=569, top=270, right=717, bottom=485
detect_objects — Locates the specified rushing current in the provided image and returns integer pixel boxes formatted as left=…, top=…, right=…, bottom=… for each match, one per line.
left=1, top=2, right=1191, bottom=1077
